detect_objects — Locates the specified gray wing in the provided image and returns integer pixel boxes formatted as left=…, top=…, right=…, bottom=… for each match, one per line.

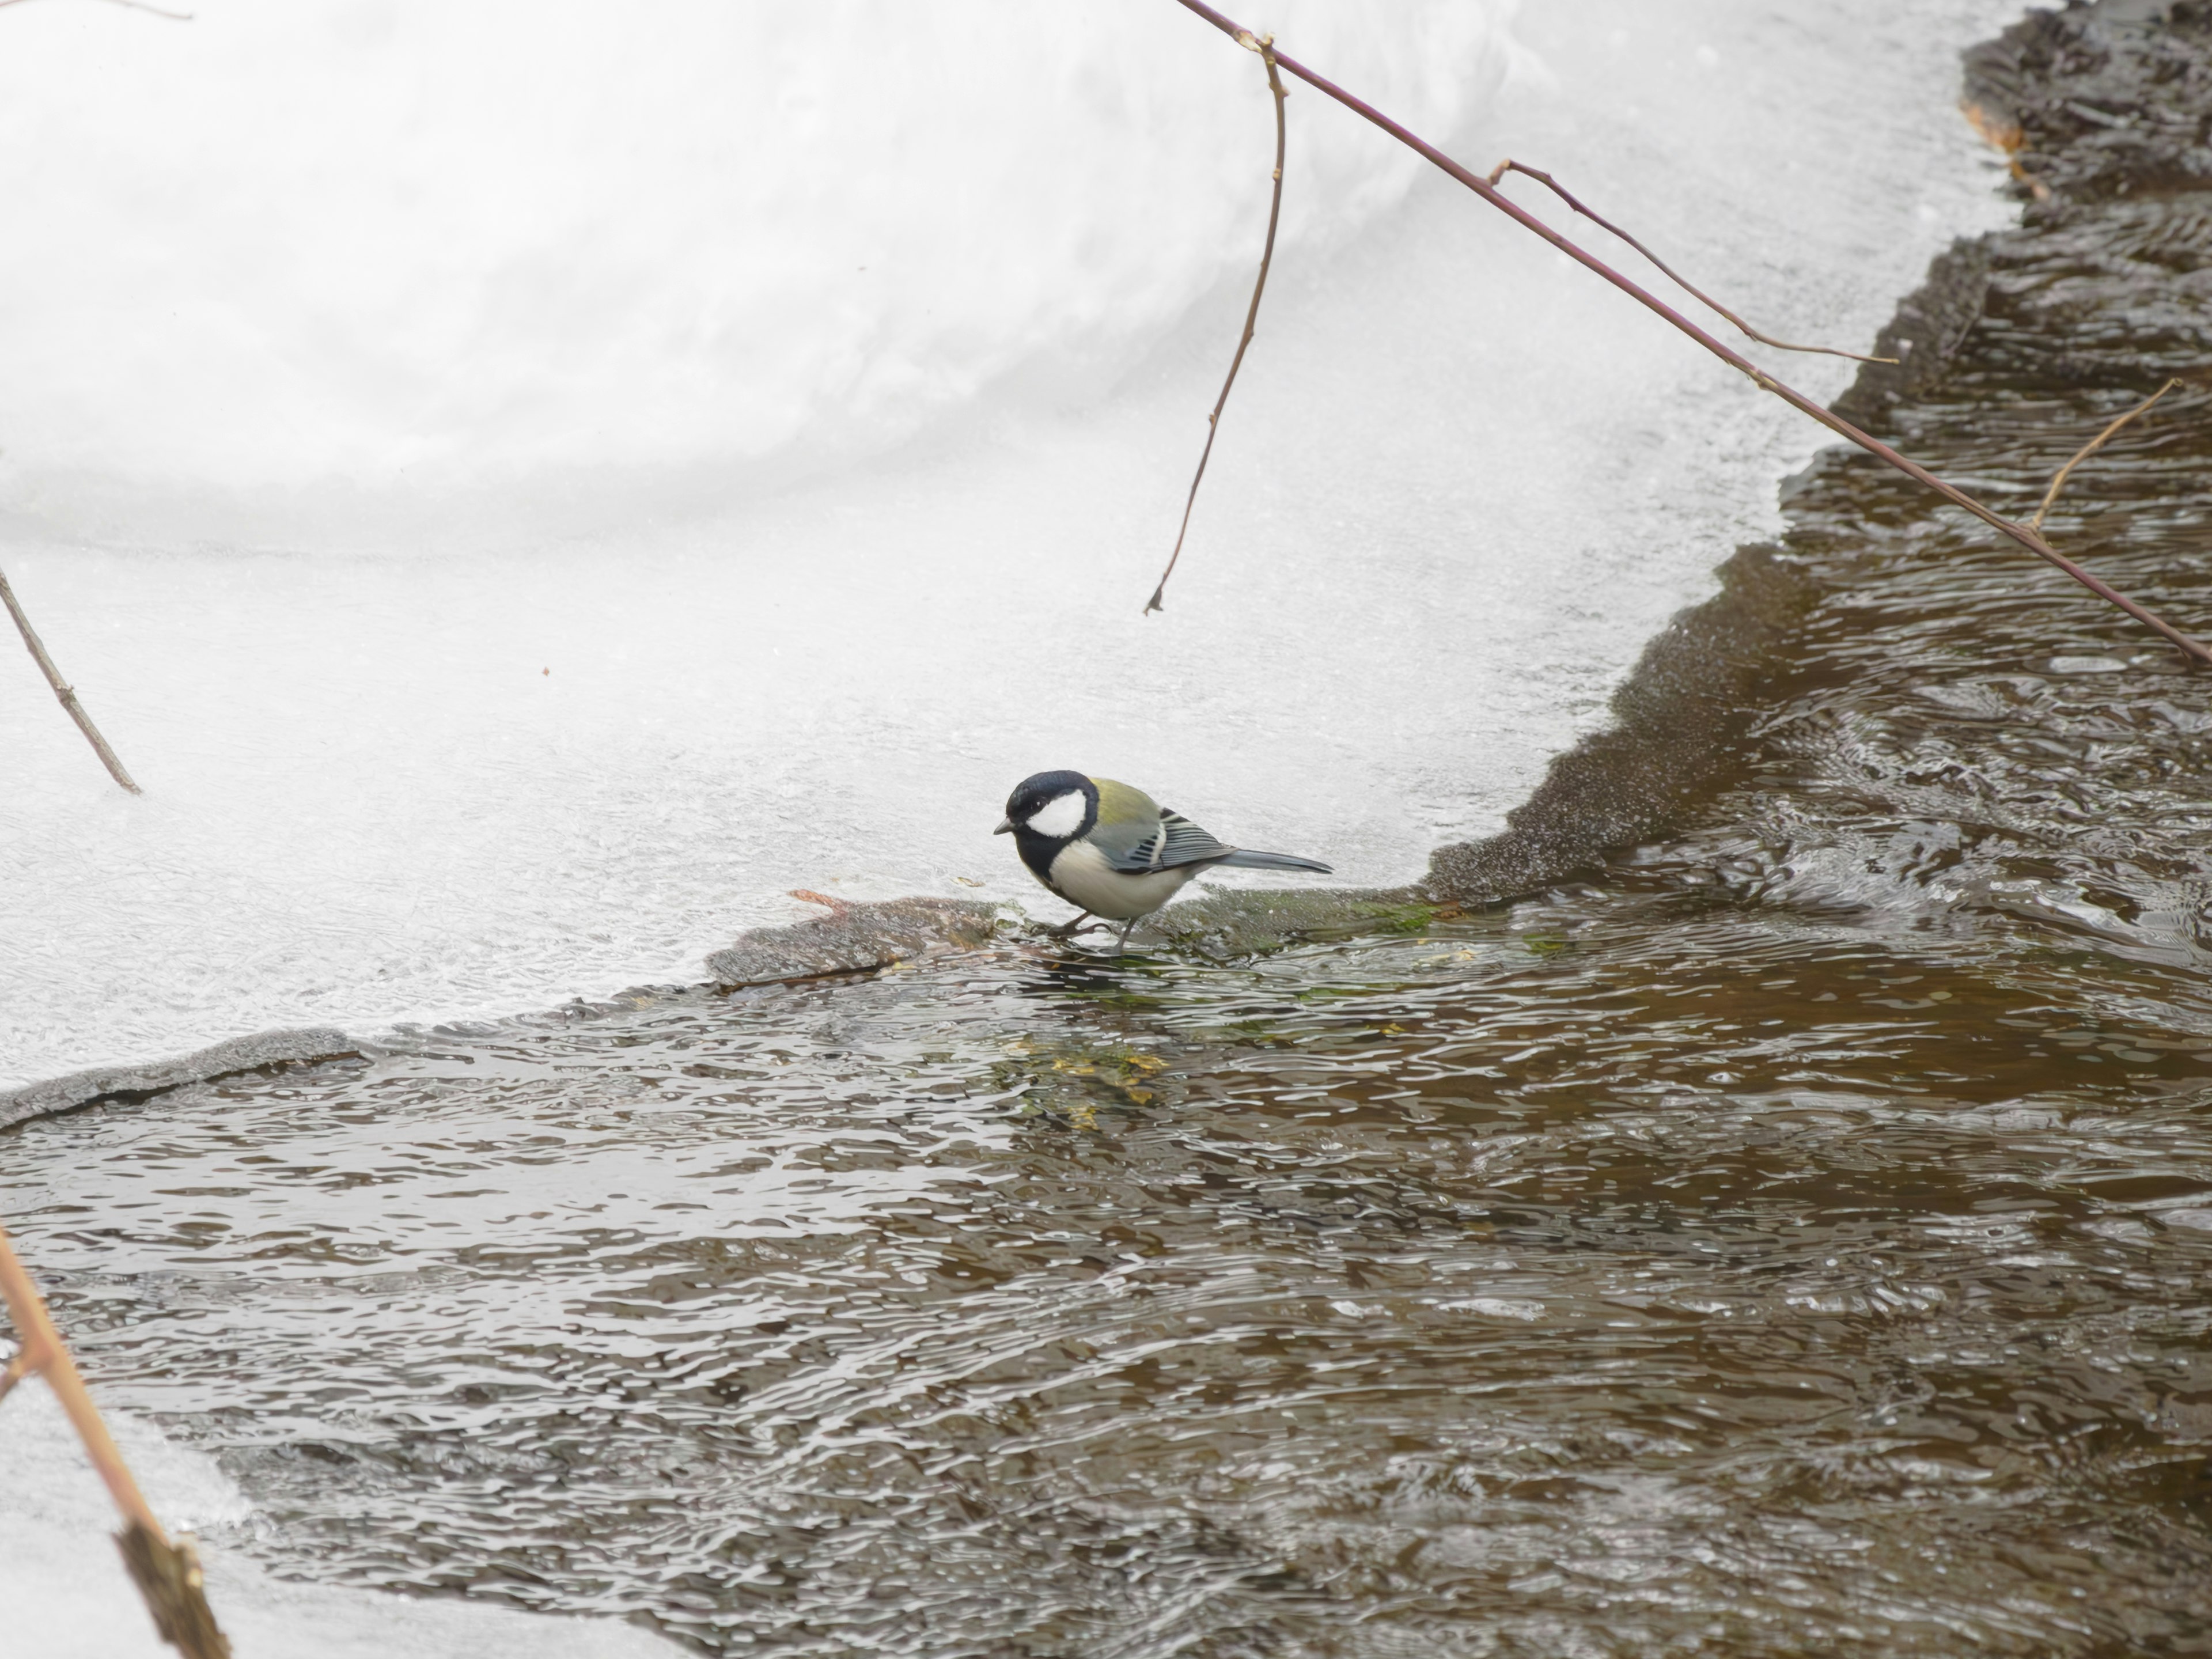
left=1104, top=809, right=1236, bottom=873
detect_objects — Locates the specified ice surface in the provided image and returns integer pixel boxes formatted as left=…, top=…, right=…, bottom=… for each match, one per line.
left=0, top=1382, right=680, bottom=1657
left=0, top=0, right=2024, bottom=1090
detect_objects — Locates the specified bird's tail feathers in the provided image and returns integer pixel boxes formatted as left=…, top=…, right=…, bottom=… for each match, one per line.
left=1215, top=849, right=1332, bottom=874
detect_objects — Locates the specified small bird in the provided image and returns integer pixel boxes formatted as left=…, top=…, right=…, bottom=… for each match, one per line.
left=996, top=770, right=1332, bottom=946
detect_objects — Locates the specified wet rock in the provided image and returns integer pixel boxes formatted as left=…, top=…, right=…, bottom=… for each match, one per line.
left=705, top=897, right=1004, bottom=987
left=1139, top=887, right=1450, bottom=957
left=1423, top=545, right=1814, bottom=906
left=1963, top=0, right=2212, bottom=203
left=1831, top=240, right=1992, bottom=421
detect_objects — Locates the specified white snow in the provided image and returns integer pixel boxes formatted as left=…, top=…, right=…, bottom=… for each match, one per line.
left=0, top=0, right=2023, bottom=1089
left=0, top=1, right=1517, bottom=532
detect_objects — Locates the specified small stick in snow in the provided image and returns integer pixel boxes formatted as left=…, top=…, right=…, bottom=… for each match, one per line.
left=1145, top=29, right=1287, bottom=615
left=0, top=1222, right=231, bottom=1659
left=1485, top=159, right=1897, bottom=366
left=0, top=567, right=143, bottom=794
left=2030, top=378, right=2182, bottom=533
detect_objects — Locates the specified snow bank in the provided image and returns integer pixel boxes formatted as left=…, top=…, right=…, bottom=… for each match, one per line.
left=0, top=0, right=1517, bottom=540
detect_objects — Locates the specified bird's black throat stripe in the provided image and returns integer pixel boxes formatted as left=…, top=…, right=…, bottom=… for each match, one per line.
left=1012, top=828, right=1065, bottom=889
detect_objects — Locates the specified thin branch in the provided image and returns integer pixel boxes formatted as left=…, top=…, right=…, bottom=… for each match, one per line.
left=1486, top=160, right=1896, bottom=366
left=0, top=1225, right=156, bottom=1535
left=1, top=567, right=143, bottom=793
left=0, top=0, right=195, bottom=20
left=1, top=0, right=167, bottom=788
left=1168, top=1, right=2212, bottom=668
left=2030, top=377, right=2181, bottom=532
left=0, top=1222, right=231, bottom=1658
left=1146, top=29, right=1287, bottom=615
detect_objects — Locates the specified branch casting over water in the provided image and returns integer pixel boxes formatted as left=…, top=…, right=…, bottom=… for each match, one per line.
left=2031, top=378, right=2183, bottom=534
left=1168, top=0, right=2212, bottom=668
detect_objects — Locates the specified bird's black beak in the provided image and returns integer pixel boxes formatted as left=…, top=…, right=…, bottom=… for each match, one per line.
left=994, top=817, right=1014, bottom=835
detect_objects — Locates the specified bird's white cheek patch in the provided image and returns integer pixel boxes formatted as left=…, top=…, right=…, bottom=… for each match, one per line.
left=1025, top=791, right=1086, bottom=839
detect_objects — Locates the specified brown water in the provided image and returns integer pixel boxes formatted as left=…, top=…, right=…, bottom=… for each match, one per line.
left=8, top=5, right=2212, bottom=1654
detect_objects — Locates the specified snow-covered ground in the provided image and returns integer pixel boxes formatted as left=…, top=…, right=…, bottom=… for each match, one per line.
left=0, top=1, right=2020, bottom=1085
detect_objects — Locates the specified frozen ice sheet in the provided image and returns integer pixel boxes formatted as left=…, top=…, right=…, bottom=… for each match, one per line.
left=0, top=0, right=2025, bottom=1089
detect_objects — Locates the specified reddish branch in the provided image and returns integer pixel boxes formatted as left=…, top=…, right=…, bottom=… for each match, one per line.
left=1485, top=160, right=1895, bottom=365
left=1167, top=0, right=2212, bottom=668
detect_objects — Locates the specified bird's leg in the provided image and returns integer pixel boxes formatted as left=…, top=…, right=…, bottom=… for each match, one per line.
left=1119, top=918, right=1137, bottom=953
left=1044, top=911, right=1096, bottom=938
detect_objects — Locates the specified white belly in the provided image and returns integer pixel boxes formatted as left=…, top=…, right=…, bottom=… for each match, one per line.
left=1042, top=839, right=1202, bottom=920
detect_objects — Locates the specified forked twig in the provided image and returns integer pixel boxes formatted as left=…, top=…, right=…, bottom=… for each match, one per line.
left=0, top=1222, right=231, bottom=1659
left=2030, top=378, right=2182, bottom=532
left=1146, top=29, right=1287, bottom=615
left=1, top=567, right=143, bottom=793
left=1168, top=0, right=2212, bottom=668
left=1486, top=160, right=1896, bottom=365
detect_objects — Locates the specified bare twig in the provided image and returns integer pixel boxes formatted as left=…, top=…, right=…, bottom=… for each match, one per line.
left=0, top=0, right=194, bottom=20
left=1, top=566, right=143, bottom=793
left=0, top=0, right=164, bottom=789
left=2030, top=378, right=2181, bottom=532
left=1146, top=29, right=1287, bottom=615
left=1486, top=159, right=1896, bottom=365
left=0, top=1222, right=231, bottom=1659
left=1167, top=1, right=2212, bottom=668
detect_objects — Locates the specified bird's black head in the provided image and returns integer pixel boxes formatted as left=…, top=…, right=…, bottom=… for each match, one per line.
left=997, top=770, right=1097, bottom=847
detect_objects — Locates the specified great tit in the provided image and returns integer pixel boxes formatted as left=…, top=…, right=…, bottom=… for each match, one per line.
left=995, top=770, right=1332, bottom=944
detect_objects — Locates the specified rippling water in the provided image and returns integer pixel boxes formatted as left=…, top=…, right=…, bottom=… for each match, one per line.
left=8, top=4, right=2212, bottom=1654
left=11, top=902, right=2212, bottom=1653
